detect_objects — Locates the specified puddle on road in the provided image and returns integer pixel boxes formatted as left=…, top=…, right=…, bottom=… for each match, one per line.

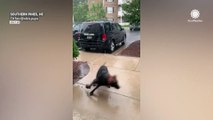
left=73, top=61, right=90, bottom=84
left=79, top=62, right=90, bottom=79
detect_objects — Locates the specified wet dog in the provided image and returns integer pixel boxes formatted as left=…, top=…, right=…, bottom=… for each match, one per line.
left=86, top=65, right=120, bottom=95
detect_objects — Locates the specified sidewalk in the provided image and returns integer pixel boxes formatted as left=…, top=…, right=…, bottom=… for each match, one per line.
left=73, top=51, right=140, bottom=120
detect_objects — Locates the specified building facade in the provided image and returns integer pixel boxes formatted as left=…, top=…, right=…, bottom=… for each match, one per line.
left=103, top=0, right=119, bottom=22
left=88, top=0, right=130, bottom=23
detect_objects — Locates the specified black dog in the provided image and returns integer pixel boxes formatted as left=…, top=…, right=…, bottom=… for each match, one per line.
left=86, top=65, right=120, bottom=95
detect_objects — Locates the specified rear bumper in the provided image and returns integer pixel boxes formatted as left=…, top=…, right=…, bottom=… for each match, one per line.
left=78, top=40, right=109, bottom=49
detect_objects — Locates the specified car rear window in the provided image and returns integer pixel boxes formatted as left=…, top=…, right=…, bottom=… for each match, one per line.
left=81, top=23, right=103, bottom=34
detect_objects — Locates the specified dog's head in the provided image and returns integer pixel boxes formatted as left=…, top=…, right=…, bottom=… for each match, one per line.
left=110, top=75, right=120, bottom=89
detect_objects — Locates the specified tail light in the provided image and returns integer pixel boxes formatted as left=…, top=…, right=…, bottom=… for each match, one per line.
left=77, top=33, right=80, bottom=40
left=102, top=34, right=107, bottom=41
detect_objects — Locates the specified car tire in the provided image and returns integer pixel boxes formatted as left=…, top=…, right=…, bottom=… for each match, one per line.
left=108, top=40, right=115, bottom=53
left=132, top=28, right=135, bottom=31
left=122, top=36, right=126, bottom=45
left=100, top=48, right=106, bottom=53
left=85, top=48, right=90, bottom=51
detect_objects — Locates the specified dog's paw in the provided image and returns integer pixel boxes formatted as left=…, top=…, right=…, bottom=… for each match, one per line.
left=85, top=85, right=91, bottom=89
left=89, top=92, right=94, bottom=96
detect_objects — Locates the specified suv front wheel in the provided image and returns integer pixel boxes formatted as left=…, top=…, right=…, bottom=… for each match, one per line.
left=122, top=36, right=126, bottom=45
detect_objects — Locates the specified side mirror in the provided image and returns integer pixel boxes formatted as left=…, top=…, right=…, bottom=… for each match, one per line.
left=121, top=28, right=124, bottom=31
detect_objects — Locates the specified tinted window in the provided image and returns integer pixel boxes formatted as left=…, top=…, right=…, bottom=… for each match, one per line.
left=111, top=23, right=122, bottom=31
left=104, top=23, right=111, bottom=33
left=115, top=23, right=122, bottom=31
left=81, top=23, right=103, bottom=33
left=112, top=24, right=117, bottom=31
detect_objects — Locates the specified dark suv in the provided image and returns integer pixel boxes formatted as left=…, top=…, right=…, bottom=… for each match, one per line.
left=77, top=21, right=126, bottom=52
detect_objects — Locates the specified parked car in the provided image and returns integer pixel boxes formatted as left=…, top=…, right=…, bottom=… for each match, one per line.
left=77, top=21, right=126, bottom=53
left=73, top=23, right=82, bottom=46
left=130, top=23, right=140, bottom=31
left=73, top=24, right=81, bottom=34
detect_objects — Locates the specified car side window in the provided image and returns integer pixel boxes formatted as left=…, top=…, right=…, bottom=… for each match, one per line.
left=111, top=24, right=118, bottom=31
left=115, top=23, right=121, bottom=31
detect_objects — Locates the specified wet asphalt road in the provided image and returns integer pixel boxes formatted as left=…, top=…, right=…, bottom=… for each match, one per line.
left=125, top=29, right=140, bottom=46
left=113, top=29, right=140, bottom=55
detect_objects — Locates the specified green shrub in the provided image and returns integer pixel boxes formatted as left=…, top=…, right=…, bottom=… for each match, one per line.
left=73, top=39, right=79, bottom=59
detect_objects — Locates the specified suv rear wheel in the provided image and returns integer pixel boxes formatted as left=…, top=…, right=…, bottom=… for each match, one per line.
left=108, top=40, right=115, bottom=53
left=85, top=47, right=90, bottom=51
